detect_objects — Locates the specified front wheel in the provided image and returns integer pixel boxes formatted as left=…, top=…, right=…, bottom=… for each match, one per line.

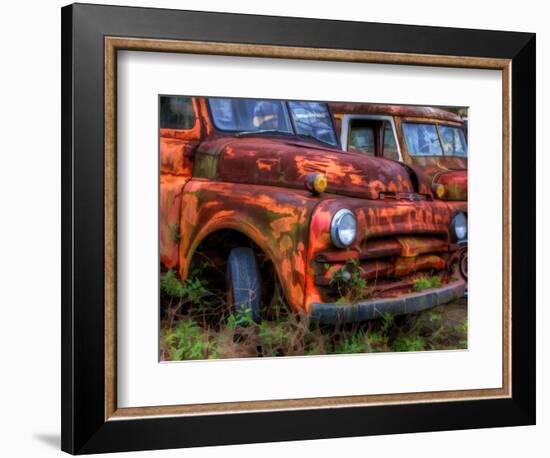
left=226, top=247, right=261, bottom=322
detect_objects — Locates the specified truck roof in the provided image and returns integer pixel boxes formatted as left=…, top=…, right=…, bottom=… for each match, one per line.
left=329, top=102, right=463, bottom=123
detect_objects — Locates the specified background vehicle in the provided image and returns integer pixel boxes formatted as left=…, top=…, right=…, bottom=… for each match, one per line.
left=330, top=103, right=468, bottom=280
left=330, top=104, right=467, bottom=203
left=160, top=96, right=467, bottom=323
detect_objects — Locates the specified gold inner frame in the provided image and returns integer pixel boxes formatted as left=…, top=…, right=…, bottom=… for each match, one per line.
left=104, top=36, right=512, bottom=421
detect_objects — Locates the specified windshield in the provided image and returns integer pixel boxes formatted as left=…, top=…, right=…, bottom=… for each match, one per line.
left=209, top=98, right=293, bottom=133
left=402, top=123, right=443, bottom=156
left=208, top=98, right=338, bottom=147
left=403, top=122, right=467, bottom=157
left=287, top=101, right=338, bottom=146
left=439, top=125, right=468, bottom=157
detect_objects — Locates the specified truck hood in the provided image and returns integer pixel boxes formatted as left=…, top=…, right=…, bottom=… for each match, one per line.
left=409, top=156, right=467, bottom=201
left=409, top=155, right=467, bottom=175
left=432, top=170, right=468, bottom=201
left=204, top=137, right=416, bottom=200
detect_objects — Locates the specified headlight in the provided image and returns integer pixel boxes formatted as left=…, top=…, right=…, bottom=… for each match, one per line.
left=432, top=183, right=446, bottom=199
left=304, top=172, right=328, bottom=195
left=330, top=209, right=357, bottom=248
left=450, top=212, right=467, bottom=241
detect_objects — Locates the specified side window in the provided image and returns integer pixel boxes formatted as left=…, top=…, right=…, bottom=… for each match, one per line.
left=160, top=96, right=195, bottom=129
left=349, top=126, right=375, bottom=156
left=382, top=122, right=399, bottom=160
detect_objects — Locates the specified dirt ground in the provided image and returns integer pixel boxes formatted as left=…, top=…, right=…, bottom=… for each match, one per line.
left=421, top=297, right=467, bottom=326
left=430, top=297, right=467, bottom=332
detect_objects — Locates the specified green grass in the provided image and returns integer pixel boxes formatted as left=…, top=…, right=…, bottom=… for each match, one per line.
left=413, top=275, right=442, bottom=292
left=160, top=268, right=467, bottom=361
left=391, top=336, right=425, bottom=352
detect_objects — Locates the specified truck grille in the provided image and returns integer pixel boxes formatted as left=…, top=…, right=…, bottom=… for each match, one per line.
left=313, top=235, right=457, bottom=300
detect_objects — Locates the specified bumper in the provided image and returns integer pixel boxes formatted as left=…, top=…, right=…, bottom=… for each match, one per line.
left=309, top=279, right=465, bottom=324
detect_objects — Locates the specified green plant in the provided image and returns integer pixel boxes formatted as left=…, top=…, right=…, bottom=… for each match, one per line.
left=160, top=262, right=467, bottom=361
left=329, top=258, right=368, bottom=303
left=365, top=331, right=388, bottom=352
left=380, top=312, right=395, bottom=334
left=428, top=311, right=443, bottom=324
left=333, top=332, right=367, bottom=354
left=160, top=269, right=186, bottom=298
left=457, top=319, right=468, bottom=335
left=160, top=268, right=210, bottom=307
left=413, top=275, right=442, bottom=292
left=391, top=335, right=425, bottom=352
left=226, top=308, right=256, bottom=330
left=257, top=320, right=291, bottom=355
left=163, top=319, right=214, bottom=360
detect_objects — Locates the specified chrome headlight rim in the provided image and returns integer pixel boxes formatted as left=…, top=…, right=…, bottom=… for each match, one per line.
left=450, top=211, right=468, bottom=242
left=330, top=208, right=357, bottom=248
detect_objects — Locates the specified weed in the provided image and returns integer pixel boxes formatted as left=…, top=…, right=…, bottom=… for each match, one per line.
left=159, top=265, right=467, bottom=361
left=333, top=332, right=367, bottom=354
left=160, top=267, right=211, bottom=306
left=160, top=269, right=185, bottom=298
left=365, top=331, right=388, bottom=352
left=428, top=311, right=443, bottom=324
left=380, top=313, right=395, bottom=334
left=457, top=319, right=468, bottom=335
left=329, top=258, right=368, bottom=303
left=163, top=319, right=212, bottom=360
left=226, top=308, right=256, bottom=330
left=391, top=335, right=425, bottom=352
left=413, top=275, right=442, bottom=292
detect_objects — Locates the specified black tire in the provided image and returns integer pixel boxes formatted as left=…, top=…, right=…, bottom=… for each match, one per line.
left=226, top=247, right=261, bottom=323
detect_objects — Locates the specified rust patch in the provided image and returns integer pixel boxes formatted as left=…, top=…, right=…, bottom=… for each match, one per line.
left=328, top=102, right=463, bottom=123
left=396, top=236, right=448, bottom=257
left=213, top=137, right=415, bottom=200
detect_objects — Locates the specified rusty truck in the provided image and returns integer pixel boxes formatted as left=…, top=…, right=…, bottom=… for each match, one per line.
left=160, top=96, right=467, bottom=323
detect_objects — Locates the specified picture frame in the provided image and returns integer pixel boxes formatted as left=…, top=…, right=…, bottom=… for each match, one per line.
left=61, top=3, right=535, bottom=454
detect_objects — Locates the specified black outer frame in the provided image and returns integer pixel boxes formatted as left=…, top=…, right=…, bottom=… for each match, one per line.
left=61, top=3, right=536, bottom=454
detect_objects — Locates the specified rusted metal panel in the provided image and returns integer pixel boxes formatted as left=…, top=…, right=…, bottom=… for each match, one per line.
left=206, top=137, right=417, bottom=200
left=315, top=236, right=448, bottom=263
left=328, top=102, right=463, bottom=123
left=160, top=176, right=189, bottom=268
left=177, top=181, right=320, bottom=312
left=394, top=254, right=446, bottom=276
left=159, top=99, right=202, bottom=268
left=432, top=169, right=468, bottom=201
left=396, top=235, right=448, bottom=257
left=315, top=253, right=446, bottom=285
left=160, top=138, right=196, bottom=176
left=316, top=260, right=394, bottom=285
left=304, top=196, right=461, bottom=309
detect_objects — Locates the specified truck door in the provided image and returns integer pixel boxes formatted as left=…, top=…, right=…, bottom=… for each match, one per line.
left=159, top=96, right=201, bottom=269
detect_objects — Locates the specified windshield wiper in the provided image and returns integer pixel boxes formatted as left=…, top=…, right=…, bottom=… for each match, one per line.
left=235, top=129, right=290, bottom=137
